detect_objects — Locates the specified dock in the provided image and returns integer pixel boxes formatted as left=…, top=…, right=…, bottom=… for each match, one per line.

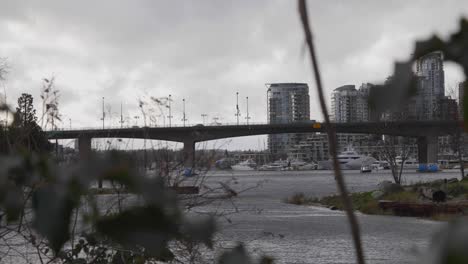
left=379, top=200, right=468, bottom=217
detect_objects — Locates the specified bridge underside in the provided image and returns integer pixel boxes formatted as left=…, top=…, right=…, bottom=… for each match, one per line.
left=47, top=121, right=461, bottom=169
left=69, top=136, right=197, bottom=168
left=67, top=135, right=444, bottom=172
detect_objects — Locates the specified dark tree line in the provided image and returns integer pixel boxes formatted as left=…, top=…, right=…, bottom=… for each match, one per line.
left=0, top=93, right=51, bottom=154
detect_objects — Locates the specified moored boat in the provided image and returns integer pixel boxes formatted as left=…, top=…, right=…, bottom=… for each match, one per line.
left=258, top=164, right=284, bottom=171
left=396, top=157, right=419, bottom=169
left=231, top=159, right=257, bottom=171
left=360, top=165, right=372, bottom=173
left=317, top=146, right=376, bottom=170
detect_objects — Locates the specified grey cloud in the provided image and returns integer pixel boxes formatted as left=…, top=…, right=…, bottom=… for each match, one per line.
left=0, top=0, right=467, bottom=149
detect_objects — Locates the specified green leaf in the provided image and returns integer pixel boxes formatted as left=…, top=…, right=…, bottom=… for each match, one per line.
left=95, top=206, right=180, bottom=258
left=423, top=219, right=468, bottom=264
left=368, top=62, right=418, bottom=115
left=32, top=182, right=81, bottom=253
left=218, top=244, right=253, bottom=264
left=3, top=185, right=23, bottom=222
left=463, top=81, right=468, bottom=132
left=446, top=18, right=468, bottom=76
left=412, top=35, right=445, bottom=60
left=180, top=216, right=216, bottom=248
left=71, top=258, right=87, bottom=264
left=260, top=256, right=275, bottom=264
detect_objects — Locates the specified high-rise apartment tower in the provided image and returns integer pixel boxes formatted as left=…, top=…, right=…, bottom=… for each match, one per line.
left=267, top=83, right=310, bottom=156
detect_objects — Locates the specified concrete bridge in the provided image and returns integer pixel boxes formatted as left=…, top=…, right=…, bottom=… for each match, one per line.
left=45, top=120, right=463, bottom=167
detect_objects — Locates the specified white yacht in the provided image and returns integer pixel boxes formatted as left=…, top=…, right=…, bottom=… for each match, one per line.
left=258, top=164, right=284, bottom=171
left=290, top=159, right=307, bottom=167
left=258, top=159, right=288, bottom=171
left=231, top=159, right=257, bottom=171
left=395, top=157, right=419, bottom=169
left=318, top=147, right=376, bottom=170
left=287, top=159, right=318, bottom=170
left=296, top=162, right=318, bottom=170
left=370, top=160, right=390, bottom=170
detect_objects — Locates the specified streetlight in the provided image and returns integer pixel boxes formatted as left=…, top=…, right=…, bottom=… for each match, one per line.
left=235, top=92, right=241, bottom=125
left=182, top=98, right=187, bottom=126
left=119, top=102, right=124, bottom=128
left=69, top=118, right=71, bottom=130
left=245, top=96, right=251, bottom=125
left=101, top=97, right=105, bottom=129
left=201, top=114, right=208, bottom=125
left=168, top=94, right=173, bottom=127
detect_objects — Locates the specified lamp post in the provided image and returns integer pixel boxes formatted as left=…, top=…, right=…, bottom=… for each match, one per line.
left=119, top=102, right=124, bottom=128
left=201, top=114, right=208, bottom=125
left=182, top=98, right=187, bottom=126
left=235, top=92, right=240, bottom=125
left=168, top=94, right=173, bottom=127
left=245, top=96, right=250, bottom=125
left=101, top=97, right=105, bottom=129
left=69, top=118, right=71, bottom=130
left=98, top=97, right=105, bottom=189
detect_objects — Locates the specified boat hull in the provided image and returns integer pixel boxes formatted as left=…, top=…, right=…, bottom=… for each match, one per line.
left=231, top=165, right=255, bottom=171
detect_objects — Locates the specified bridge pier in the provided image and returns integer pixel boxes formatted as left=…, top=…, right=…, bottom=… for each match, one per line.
left=78, top=136, right=92, bottom=160
left=183, top=139, right=195, bottom=168
left=78, top=136, right=102, bottom=188
left=417, top=136, right=438, bottom=169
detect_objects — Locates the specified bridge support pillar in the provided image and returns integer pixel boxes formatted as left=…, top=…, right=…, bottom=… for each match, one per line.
left=417, top=136, right=438, bottom=169
left=78, top=136, right=102, bottom=188
left=78, top=136, right=92, bottom=160
left=183, top=139, right=195, bottom=169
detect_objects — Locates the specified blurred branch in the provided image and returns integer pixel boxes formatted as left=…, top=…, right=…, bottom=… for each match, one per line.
left=297, top=1, right=365, bottom=263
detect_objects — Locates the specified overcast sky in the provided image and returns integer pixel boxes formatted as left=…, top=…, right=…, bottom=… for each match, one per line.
left=0, top=0, right=467, bottom=150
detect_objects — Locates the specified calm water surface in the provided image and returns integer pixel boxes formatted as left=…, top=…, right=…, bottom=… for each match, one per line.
left=196, top=169, right=458, bottom=264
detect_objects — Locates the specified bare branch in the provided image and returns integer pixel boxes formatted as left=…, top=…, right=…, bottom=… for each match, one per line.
left=297, top=1, right=365, bottom=263
left=0, top=58, right=8, bottom=81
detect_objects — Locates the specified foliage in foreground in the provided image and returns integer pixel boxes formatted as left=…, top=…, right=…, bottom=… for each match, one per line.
left=0, top=151, right=269, bottom=263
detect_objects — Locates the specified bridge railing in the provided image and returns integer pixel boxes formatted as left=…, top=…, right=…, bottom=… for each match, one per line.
left=43, top=121, right=322, bottom=132
left=43, top=122, right=265, bottom=131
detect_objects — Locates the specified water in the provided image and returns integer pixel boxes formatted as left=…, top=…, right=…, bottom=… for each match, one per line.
left=1, top=169, right=458, bottom=263
left=194, top=169, right=459, bottom=264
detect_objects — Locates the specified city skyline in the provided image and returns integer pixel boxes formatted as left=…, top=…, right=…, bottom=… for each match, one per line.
left=0, top=1, right=467, bottom=150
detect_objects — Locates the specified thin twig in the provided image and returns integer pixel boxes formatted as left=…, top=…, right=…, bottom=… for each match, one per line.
left=297, top=1, right=365, bottom=263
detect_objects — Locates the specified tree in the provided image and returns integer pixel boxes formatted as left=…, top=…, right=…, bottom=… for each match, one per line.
left=0, top=57, right=7, bottom=81
left=16, top=93, right=37, bottom=127
left=450, top=130, right=465, bottom=180
left=11, top=93, right=50, bottom=152
left=380, top=136, right=413, bottom=185
left=40, top=77, right=61, bottom=130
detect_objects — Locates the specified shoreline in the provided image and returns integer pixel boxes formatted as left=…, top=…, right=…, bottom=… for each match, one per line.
left=285, top=177, right=468, bottom=220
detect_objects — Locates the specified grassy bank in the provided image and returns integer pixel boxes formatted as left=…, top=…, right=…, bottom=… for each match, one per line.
left=285, top=191, right=403, bottom=215
left=285, top=177, right=468, bottom=218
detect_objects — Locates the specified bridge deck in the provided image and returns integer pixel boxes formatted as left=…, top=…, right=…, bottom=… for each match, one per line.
left=45, top=121, right=461, bottom=142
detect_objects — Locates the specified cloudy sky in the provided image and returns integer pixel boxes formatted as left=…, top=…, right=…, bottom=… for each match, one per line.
left=0, top=0, right=467, bottom=150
